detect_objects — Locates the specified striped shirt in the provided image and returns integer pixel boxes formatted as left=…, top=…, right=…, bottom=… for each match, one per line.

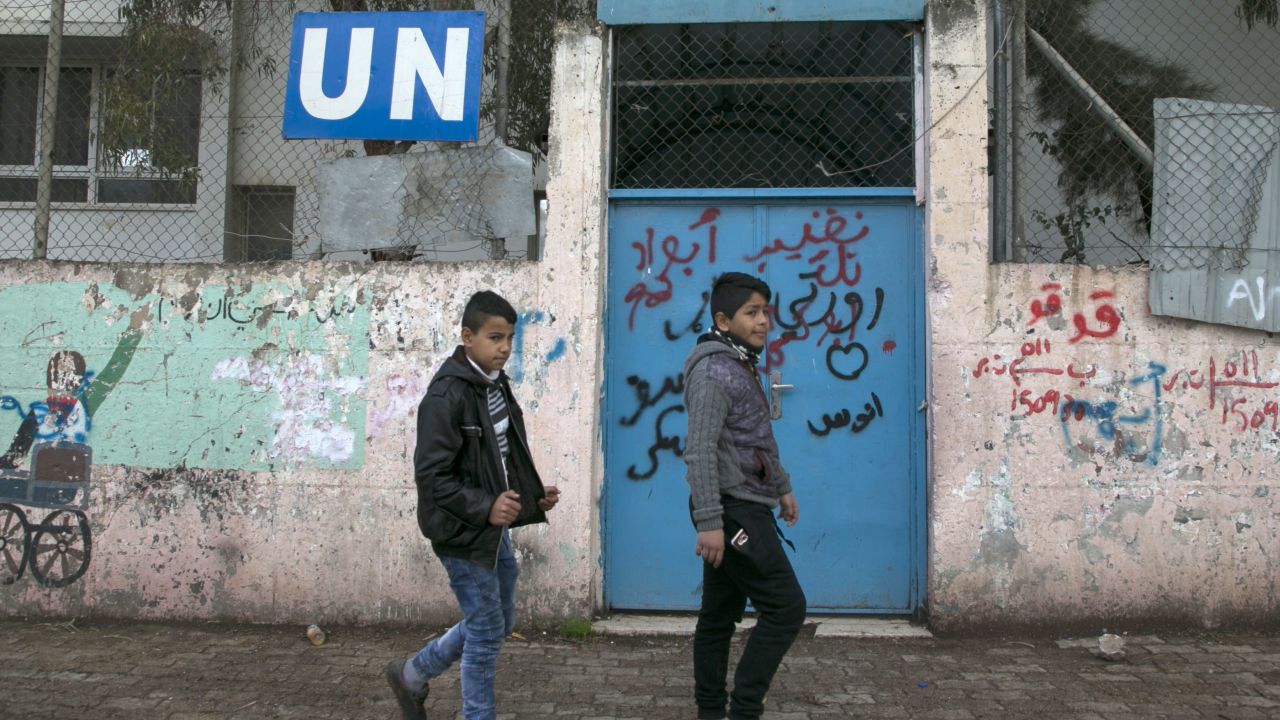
left=487, top=385, right=511, bottom=458
left=467, top=356, right=511, bottom=458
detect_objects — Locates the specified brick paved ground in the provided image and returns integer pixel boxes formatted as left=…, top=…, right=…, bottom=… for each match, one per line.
left=2, top=617, right=1279, bottom=719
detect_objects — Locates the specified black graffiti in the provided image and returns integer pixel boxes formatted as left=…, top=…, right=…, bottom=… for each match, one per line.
left=826, top=342, right=869, bottom=381
left=664, top=292, right=709, bottom=342
left=806, top=393, right=883, bottom=437
left=807, top=408, right=850, bottom=436
left=769, top=284, right=886, bottom=380
left=626, top=404, right=685, bottom=480
left=773, top=284, right=859, bottom=333
left=156, top=297, right=360, bottom=326
left=865, top=287, right=885, bottom=331
left=620, top=373, right=684, bottom=427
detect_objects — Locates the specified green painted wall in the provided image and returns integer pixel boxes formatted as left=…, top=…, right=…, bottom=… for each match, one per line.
left=0, top=282, right=369, bottom=471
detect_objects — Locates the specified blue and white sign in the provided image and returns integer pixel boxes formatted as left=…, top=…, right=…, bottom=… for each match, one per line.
left=283, top=11, right=485, bottom=142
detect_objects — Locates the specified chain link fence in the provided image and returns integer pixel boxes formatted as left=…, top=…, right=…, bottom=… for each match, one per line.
left=992, top=0, right=1280, bottom=268
left=0, top=0, right=589, bottom=263
left=611, top=21, right=917, bottom=190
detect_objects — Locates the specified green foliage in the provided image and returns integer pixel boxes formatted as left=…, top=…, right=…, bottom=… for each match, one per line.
left=102, top=0, right=228, bottom=176
left=1031, top=200, right=1135, bottom=264
left=1025, top=0, right=1214, bottom=233
left=490, top=0, right=595, bottom=159
left=557, top=616, right=594, bottom=639
left=1236, top=0, right=1279, bottom=28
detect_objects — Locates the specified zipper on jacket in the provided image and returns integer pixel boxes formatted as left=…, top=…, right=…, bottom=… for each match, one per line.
left=472, top=385, right=509, bottom=570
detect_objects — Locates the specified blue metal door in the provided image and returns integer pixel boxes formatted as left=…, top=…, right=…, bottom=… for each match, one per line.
left=603, top=196, right=924, bottom=612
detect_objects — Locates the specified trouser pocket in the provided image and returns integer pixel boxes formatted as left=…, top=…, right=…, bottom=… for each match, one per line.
left=720, top=498, right=785, bottom=571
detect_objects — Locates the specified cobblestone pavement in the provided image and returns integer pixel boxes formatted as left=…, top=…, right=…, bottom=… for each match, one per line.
left=2, top=617, right=1280, bottom=719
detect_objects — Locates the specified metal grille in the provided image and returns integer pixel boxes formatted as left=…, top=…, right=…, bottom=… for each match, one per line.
left=611, top=22, right=916, bottom=190
left=0, top=0, right=589, bottom=263
left=993, top=0, right=1280, bottom=268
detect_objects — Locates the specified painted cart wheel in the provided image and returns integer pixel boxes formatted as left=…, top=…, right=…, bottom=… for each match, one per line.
left=0, top=503, right=29, bottom=580
left=28, top=510, right=91, bottom=588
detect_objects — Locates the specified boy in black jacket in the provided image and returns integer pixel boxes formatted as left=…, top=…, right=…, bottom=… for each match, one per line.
left=386, top=290, right=560, bottom=720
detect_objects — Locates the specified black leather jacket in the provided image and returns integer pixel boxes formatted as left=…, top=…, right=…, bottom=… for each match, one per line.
left=414, top=346, right=547, bottom=566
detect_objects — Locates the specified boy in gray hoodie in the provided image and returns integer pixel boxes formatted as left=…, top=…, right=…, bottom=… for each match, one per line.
left=683, top=272, right=806, bottom=720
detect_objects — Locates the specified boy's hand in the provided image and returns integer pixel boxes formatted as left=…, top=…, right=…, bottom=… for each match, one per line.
left=695, top=529, right=725, bottom=568
left=537, top=486, right=560, bottom=512
left=488, top=491, right=521, bottom=526
left=779, top=493, right=799, bottom=527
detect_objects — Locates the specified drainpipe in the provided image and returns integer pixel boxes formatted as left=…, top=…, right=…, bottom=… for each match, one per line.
left=489, top=0, right=512, bottom=260
left=1009, top=0, right=1027, bottom=262
left=991, top=0, right=1010, bottom=262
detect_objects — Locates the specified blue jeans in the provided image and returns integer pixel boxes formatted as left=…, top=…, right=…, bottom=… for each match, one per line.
left=410, top=530, right=518, bottom=720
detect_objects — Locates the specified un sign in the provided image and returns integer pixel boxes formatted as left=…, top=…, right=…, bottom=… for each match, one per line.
left=283, top=11, right=485, bottom=142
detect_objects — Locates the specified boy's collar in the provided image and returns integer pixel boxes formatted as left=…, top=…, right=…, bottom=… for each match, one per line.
left=466, top=355, right=501, bottom=382
left=455, top=346, right=501, bottom=384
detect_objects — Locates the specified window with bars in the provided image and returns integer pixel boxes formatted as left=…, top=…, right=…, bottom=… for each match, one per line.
left=610, top=21, right=917, bottom=190
left=0, top=63, right=200, bottom=205
left=226, top=186, right=296, bottom=262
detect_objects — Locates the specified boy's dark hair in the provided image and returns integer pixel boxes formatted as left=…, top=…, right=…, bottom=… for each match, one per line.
left=710, top=272, right=772, bottom=322
left=461, top=290, right=518, bottom=331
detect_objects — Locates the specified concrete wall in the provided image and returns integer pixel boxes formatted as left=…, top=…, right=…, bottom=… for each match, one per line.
left=0, top=26, right=605, bottom=625
left=927, top=1, right=1280, bottom=632
left=4, top=1, right=1277, bottom=633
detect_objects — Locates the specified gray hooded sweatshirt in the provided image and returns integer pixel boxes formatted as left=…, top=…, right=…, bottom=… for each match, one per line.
left=683, top=339, right=792, bottom=532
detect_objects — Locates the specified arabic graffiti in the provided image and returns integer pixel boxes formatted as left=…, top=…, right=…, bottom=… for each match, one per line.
left=1059, top=362, right=1165, bottom=465
left=1027, top=283, right=1122, bottom=343
left=155, top=295, right=361, bottom=326
left=974, top=338, right=1099, bottom=388
left=624, top=208, right=721, bottom=330
left=620, top=373, right=686, bottom=481
left=973, top=289, right=1162, bottom=463
left=754, top=208, right=890, bottom=440
left=767, top=285, right=884, bottom=373
left=613, top=204, right=899, bottom=484
left=1163, top=350, right=1280, bottom=433
left=664, top=292, right=709, bottom=342
left=807, top=393, right=883, bottom=437
left=745, top=208, right=869, bottom=288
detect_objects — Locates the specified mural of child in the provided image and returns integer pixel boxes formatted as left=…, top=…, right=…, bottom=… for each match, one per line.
left=0, top=308, right=146, bottom=470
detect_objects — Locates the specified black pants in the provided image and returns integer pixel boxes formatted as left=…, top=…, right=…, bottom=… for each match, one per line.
left=694, top=497, right=806, bottom=720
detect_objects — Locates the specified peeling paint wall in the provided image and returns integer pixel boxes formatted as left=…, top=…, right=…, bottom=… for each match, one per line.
left=927, top=3, right=1280, bottom=631
left=0, top=26, right=605, bottom=625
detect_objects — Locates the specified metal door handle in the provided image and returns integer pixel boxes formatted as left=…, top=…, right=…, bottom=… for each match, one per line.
left=768, top=371, right=793, bottom=420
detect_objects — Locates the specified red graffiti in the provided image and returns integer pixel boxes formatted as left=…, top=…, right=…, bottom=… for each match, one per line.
left=882, top=339, right=897, bottom=354
left=1161, top=350, right=1280, bottom=434
left=624, top=209, right=721, bottom=330
left=1068, top=291, right=1122, bottom=343
left=1165, top=350, right=1280, bottom=430
left=1012, top=387, right=1073, bottom=417
left=745, top=209, right=869, bottom=288
left=1027, top=284, right=1123, bottom=343
left=971, top=339, right=1097, bottom=387
left=688, top=207, right=720, bottom=264
left=1223, top=398, right=1280, bottom=433
left=1028, top=283, right=1063, bottom=324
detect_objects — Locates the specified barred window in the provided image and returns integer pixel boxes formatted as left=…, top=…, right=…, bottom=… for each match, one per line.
left=610, top=22, right=916, bottom=190
left=0, top=63, right=200, bottom=206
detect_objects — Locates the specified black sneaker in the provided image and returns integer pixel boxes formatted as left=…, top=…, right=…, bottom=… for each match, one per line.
left=384, top=658, right=428, bottom=720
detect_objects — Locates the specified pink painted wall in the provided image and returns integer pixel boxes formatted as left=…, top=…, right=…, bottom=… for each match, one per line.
left=924, top=3, right=1280, bottom=632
